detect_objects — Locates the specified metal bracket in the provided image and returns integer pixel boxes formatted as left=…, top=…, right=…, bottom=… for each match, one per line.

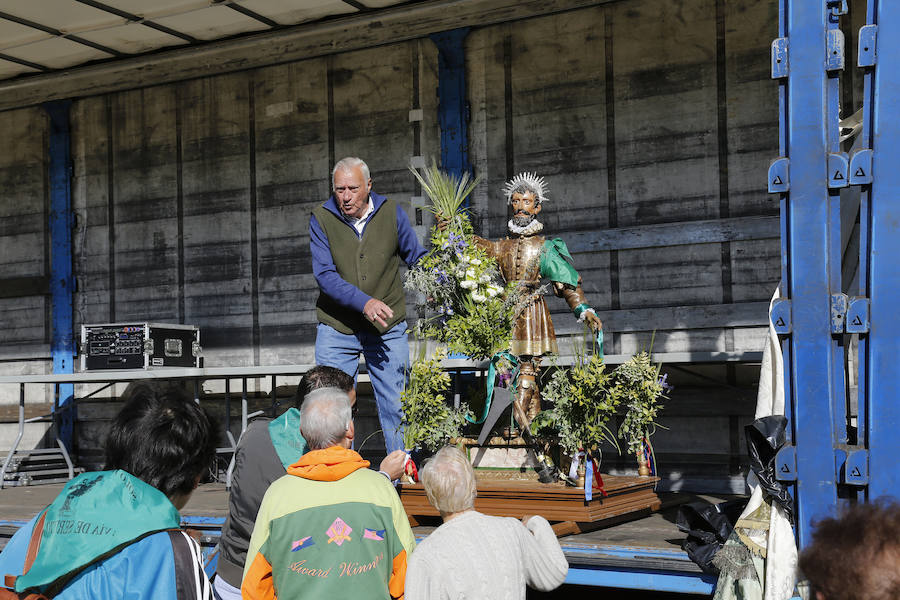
left=849, top=148, right=873, bottom=185
left=771, top=299, right=792, bottom=334
left=830, top=293, right=848, bottom=333
left=771, top=38, right=789, bottom=79
left=835, top=447, right=868, bottom=486
left=768, top=157, right=790, bottom=193
left=858, top=25, right=877, bottom=67
left=826, top=29, right=845, bottom=71
left=775, top=445, right=797, bottom=482
left=846, top=297, right=870, bottom=333
left=827, top=0, right=848, bottom=19
left=828, top=153, right=849, bottom=188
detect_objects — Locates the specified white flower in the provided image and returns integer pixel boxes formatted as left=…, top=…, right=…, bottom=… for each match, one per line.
left=469, top=258, right=481, bottom=265
left=471, top=292, right=486, bottom=303
left=486, top=286, right=501, bottom=297
left=460, top=280, right=477, bottom=290
left=479, top=274, right=490, bottom=283
left=465, top=268, right=476, bottom=278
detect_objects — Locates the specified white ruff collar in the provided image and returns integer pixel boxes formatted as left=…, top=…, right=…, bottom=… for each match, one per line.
left=507, top=218, right=544, bottom=236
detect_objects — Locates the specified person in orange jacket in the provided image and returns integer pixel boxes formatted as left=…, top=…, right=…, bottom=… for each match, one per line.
left=242, top=387, right=416, bottom=599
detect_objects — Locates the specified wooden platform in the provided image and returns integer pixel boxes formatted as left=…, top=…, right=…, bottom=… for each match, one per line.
left=398, top=474, right=662, bottom=536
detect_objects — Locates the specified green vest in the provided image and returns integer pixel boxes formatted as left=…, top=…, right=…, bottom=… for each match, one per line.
left=313, top=200, right=406, bottom=334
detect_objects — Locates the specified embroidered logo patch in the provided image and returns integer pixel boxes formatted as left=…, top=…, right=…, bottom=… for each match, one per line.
left=363, top=529, right=385, bottom=541
left=291, top=536, right=315, bottom=552
left=326, top=517, right=352, bottom=546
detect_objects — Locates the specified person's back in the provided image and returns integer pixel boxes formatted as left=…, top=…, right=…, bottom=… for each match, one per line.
left=216, top=366, right=350, bottom=596
left=0, top=380, right=217, bottom=600
left=404, top=446, right=567, bottom=600
left=406, top=510, right=566, bottom=600
left=242, top=388, right=416, bottom=600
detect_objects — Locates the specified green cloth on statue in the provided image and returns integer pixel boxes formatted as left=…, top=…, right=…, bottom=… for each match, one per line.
left=540, top=238, right=579, bottom=288
left=268, top=408, right=308, bottom=470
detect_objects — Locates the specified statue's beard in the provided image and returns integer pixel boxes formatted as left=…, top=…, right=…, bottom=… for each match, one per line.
left=512, top=213, right=535, bottom=227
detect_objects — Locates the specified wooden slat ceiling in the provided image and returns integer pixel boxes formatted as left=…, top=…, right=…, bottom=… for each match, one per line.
left=0, top=0, right=418, bottom=82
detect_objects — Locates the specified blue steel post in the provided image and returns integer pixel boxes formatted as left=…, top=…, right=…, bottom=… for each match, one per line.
left=781, top=2, right=841, bottom=547
left=44, top=100, right=76, bottom=451
left=864, top=1, right=900, bottom=501
left=429, top=28, right=472, bottom=204
left=431, top=27, right=475, bottom=365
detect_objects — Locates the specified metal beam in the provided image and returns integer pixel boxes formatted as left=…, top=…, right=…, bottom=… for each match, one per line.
left=779, top=2, right=842, bottom=547
left=429, top=28, right=472, bottom=187
left=865, top=0, right=900, bottom=500
left=44, top=100, right=76, bottom=452
left=0, top=0, right=613, bottom=113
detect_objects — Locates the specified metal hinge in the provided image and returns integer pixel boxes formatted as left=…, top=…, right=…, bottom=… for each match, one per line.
left=849, top=149, right=873, bottom=185
left=835, top=446, right=868, bottom=486
left=771, top=298, right=792, bottom=334
left=826, top=29, right=845, bottom=71
left=768, top=157, right=790, bottom=193
left=827, top=0, right=848, bottom=19
left=831, top=293, right=848, bottom=333
left=858, top=25, right=877, bottom=67
left=775, top=445, right=797, bottom=482
left=846, top=297, right=870, bottom=333
left=771, top=38, right=789, bottom=79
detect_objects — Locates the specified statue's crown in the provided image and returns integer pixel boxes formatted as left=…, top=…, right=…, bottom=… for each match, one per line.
left=503, top=172, right=549, bottom=204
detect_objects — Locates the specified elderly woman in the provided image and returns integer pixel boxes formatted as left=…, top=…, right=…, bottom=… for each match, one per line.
left=405, top=446, right=568, bottom=599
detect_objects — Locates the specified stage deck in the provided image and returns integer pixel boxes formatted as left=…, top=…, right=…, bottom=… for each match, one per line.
left=0, top=482, right=724, bottom=594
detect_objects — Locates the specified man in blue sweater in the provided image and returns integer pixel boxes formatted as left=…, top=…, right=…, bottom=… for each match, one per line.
left=309, top=157, right=426, bottom=454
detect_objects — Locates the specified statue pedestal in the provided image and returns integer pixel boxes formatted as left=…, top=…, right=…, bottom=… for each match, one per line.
left=398, top=474, right=661, bottom=537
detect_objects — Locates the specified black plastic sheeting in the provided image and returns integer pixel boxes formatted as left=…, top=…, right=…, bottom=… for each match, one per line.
left=676, top=414, right=794, bottom=573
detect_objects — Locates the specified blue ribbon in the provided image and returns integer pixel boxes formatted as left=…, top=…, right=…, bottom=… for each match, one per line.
left=584, top=454, right=593, bottom=501
left=466, top=351, right=519, bottom=424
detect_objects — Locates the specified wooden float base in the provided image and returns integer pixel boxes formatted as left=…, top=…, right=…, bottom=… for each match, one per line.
left=398, top=474, right=661, bottom=537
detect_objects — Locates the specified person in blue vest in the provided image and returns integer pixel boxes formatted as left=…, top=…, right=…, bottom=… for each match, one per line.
left=213, top=365, right=408, bottom=600
left=309, top=157, right=427, bottom=455
left=0, top=380, right=218, bottom=599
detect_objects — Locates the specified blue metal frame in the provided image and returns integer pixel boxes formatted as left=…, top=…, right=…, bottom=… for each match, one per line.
left=778, top=1, right=842, bottom=548
left=429, top=28, right=472, bottom=200
left=44, top=100, right=75, bottom=452
left=863, top=0, right=900, bottom=500
left=566, top=567, right=716, bottom=595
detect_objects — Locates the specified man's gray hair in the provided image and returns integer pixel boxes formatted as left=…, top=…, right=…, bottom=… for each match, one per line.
left=332, top=157, right=370, bottom=188
left=300, top=387, right=353, bottom=450
left=420, top=446, right=477, bottom=514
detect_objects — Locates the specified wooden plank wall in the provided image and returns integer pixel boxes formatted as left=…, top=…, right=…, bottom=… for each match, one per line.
left=0, top=0, right=781, bottom=489
left=63, top=40, right=440, bottom=370
left=469, top=0, right=779, bottom=359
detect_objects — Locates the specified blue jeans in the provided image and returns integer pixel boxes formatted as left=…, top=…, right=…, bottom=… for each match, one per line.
left=315, top=321, right=409, bottom=454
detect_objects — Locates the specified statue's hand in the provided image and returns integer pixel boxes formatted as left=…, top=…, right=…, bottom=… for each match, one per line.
left=584, top=311, right=603, bottom=332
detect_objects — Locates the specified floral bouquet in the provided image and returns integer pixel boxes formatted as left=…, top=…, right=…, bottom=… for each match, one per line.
left=405, top=164, right=524, bottom=361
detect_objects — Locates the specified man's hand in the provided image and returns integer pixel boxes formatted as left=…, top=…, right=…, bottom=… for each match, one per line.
left=363, top=298, right=394, bottom=328
left=584, top=311, right=603, bottom=333
left=379, top=450, right=408, bottom=481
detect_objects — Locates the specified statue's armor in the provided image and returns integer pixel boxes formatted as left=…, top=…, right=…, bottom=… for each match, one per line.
left=477, top=233, right=591, bottom=358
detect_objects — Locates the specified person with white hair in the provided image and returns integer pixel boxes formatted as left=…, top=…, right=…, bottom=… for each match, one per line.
left=404, top=446, right=568, bottom=600
left=309, top=156, right=427, bottom=456
left=242, top=387, right=416, bottom=600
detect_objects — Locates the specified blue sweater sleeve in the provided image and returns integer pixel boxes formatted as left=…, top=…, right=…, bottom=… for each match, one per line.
left=309, top=212, right=372, bottom=313
left=396, top=204, right=427, bottom=267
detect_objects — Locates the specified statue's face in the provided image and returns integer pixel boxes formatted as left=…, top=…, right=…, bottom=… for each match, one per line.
left=510, top=190, right=541, bottom=227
